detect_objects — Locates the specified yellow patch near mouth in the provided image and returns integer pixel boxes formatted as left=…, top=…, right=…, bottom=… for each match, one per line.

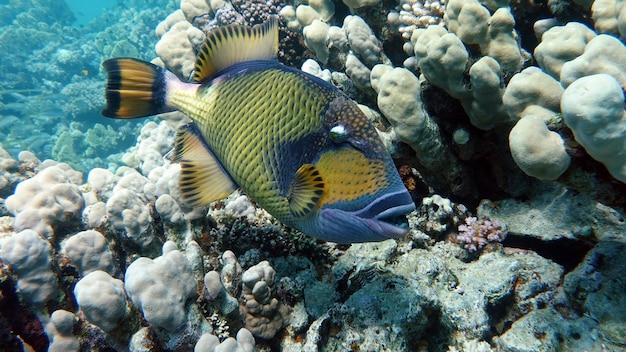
left=316, top=148, right=388, bottom=207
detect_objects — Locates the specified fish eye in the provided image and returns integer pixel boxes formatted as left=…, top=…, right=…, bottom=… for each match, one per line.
left=329, top=125, right=348, bottom=143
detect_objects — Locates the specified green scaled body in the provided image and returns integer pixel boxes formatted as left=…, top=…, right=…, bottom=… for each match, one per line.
left=179, top=65, right=333, bottom=227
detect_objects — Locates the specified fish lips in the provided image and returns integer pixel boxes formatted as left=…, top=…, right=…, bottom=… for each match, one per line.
left=320, top=190, right=415, bottom=243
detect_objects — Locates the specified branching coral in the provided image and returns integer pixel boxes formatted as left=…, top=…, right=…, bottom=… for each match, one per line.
left=455, top=217, right=505, bottom=252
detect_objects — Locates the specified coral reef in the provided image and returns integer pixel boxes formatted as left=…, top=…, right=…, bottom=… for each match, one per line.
left=240, top=261, right=290, bottom=339
left=561, top=73, right=626, bottom=182
left=195, top=328, right=255, bottom=352
left=1, top=0, right=626, bottom=351
left=0, top=123, right=624, bottom=351
left=61, top=230, right=116, bottom=276
left=5, top=164, right=84, bottom=238
left=124, top=242, right=198, bottom=332
left=0, top=229, right=60, bottom=308
left=73, top=270, right=129, bottom=333
left=0, top=1, right=174, bottom=172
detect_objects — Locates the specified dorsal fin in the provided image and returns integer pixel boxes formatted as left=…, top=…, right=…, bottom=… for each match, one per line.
left=192, top=17, right=279, bottom=83
left=288, top=164, right=325, bottom=218
left=172, top=122, right=237, bottom=206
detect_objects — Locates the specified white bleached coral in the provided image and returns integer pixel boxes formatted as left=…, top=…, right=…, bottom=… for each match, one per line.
left=74, top=270, right=129, bottom=332
left=374, top=66, right=445, bottom=169
left=83, top=168, right=118, bottom=205
left=373, top=66, right=474, bottom=195
left=502, top=67, right=571, bottom=180
left=303, top=20, right=331, bottom=64
left=502, top=67, right=564, bottom=122
left=302, top=15, right=390, bottom=88
left=123, top=121, right=176, bottom=175
left=592, top=0, right=626, bottom=41
left=533, top=22, right=596, bottom=80
left=515, top=22, right=626, bottom=183
left=411, top=25, right=508, bottom=129
left=82, top=201, right=107, bottom=230
left=509, top=116, right=571, bottom=181
left=301, top=59, right=332, bottom=81
left=393, top=0, right=446, bottom=40
left=155, top=9, right=205, bottom=79
left=343, top=15, right=387, bottom=68
left=181, top=0, right=212, bottom=23
left=0, top=229, right=60, bottom=307
left=5, top=164, right=84, bottom=237
left=155, top=194, right=185, bottom=224
left=82, top=168, right=118, bottom=228
left=0, top=146, right=18, bottom=193
left=147, top=162, right=208, bottom=222
left=105, top=171, right=153, bottom=247
left=204, top=270, right=239, bottom=317
left=46, top=310, right=79, bottom=352
left=561, top=74, right=626, bottom=183
left=559, top=34, right=626, bottom=88
left=102, top=120, right=207, bottom=248
left=195, top=328, right=255, bottom=352
left=280, top=0, right=334, bottom=31
left=343, top=16, right=390, bottom=88
left=124, top=241, right=198, bottom=332
left=444, top=0, right=524, bottom=71
left=61, top=230, right=116, bottom=276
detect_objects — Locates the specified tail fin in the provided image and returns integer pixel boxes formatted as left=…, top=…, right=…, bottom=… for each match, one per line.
left=101, top=58, right=176, bottom=118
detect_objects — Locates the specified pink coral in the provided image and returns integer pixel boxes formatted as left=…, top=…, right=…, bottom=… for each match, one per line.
left=455, top=217, right=505, bottom=251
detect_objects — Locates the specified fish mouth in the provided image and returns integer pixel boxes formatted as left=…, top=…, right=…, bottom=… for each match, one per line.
left=316, top=190, right=416, bottom=243
left=356, top=190, right=416, bottom=221
left=353, top=190, right=416, bottom=239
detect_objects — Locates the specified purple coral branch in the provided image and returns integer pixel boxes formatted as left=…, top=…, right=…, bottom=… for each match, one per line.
left=456, top=216, right=504, bottom=252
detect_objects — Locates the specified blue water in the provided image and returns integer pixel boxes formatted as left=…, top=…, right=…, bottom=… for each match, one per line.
left=0, top=0, right=174, bottom=173
left=65, top=0, right=118, bottom=27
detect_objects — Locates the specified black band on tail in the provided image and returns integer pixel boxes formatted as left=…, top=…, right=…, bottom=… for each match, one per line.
left=101, top=58, right=174, bottom=119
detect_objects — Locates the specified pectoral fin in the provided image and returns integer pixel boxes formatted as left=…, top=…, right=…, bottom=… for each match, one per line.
left=172, top=123, right=237, bottom=206
left=288, top=164, right=325, bottom=218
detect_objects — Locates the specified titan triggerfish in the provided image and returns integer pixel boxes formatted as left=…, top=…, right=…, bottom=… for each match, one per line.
left=101, top=18, right=415, bottom=243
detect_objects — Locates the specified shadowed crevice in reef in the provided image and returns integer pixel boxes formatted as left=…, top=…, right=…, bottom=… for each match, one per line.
left=502, top=235, right=595, bottom=273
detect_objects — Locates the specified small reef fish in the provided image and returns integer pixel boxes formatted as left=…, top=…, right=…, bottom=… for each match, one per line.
left=101, top=19, right=415, bottom=243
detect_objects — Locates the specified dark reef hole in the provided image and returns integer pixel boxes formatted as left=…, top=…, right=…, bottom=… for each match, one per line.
left=510, top=0, right=553, bottom=53
left=484, top=288, right=516, bottom=339
left=0, top=269, right=49, bottom=351
left=502, top=234, right=595, bottom=273
left=419, top=82, right=523, bottom=205
left=415, top=308, right=452, bottom=352
left=330, top=0, right=351, bottom=26
left=383, top=34, right=409, bottom=67
left=420, top=83, right=467, bottom=129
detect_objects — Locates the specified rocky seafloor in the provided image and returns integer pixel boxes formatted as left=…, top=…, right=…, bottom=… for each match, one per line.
left=1, top=0, right=626, bottom=351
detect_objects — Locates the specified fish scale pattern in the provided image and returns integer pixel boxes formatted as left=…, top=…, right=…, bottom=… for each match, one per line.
left=188, top=65, right=332, bottom=224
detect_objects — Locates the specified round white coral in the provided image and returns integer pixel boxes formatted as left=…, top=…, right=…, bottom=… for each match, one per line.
left=561, top=74, right=626, bottom=183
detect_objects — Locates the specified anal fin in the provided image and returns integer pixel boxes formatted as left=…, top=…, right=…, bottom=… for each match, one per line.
left=173, top=123, right=236, bottom=206
left=288, top=164, right=325, bottom=218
